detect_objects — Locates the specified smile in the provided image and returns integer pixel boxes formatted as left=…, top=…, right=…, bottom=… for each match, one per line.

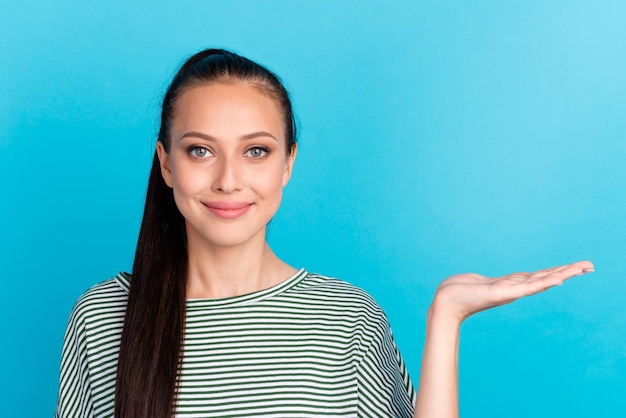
left=202, top=201, right=252, bottom=219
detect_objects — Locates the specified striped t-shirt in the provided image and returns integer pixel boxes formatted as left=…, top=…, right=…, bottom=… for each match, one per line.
left=56, top=269, right=416, bottom=417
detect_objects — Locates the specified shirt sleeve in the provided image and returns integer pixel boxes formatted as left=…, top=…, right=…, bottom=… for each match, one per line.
left=55, top=302, right=95, bottom=418
left=356, top=312, right=416, bottom=417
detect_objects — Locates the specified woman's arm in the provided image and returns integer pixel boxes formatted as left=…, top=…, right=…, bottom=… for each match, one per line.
left=413, top=260, right=594, bottom=418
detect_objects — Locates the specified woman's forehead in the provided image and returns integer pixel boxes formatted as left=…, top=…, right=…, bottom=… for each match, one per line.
left=170, top=82, right=286, bottom=142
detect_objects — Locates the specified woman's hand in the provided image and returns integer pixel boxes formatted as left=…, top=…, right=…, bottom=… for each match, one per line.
left=414, top=260, right=594, bottom=418
left=431, top=260, right=594, bottom=324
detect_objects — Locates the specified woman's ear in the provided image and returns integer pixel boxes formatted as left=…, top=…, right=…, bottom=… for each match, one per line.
left=282, top=143, right=298, bottom=187
left=156, top=141, right=174, bottom=188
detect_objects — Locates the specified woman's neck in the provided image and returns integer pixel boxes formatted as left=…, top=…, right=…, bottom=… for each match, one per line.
left=184, top=229, right=296, bottom=299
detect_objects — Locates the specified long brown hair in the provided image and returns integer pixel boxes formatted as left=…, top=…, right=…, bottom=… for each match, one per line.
left=115, top=49, right=297, bottom=417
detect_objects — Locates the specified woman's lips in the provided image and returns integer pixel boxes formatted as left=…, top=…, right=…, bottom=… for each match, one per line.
left=202, top=201, right=252, bottom=219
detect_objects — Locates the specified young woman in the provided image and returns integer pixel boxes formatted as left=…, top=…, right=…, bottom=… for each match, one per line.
left=55, top=49, right=593, bottom=418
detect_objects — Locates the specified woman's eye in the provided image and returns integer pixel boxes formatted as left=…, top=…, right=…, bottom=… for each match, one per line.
left=189, top=146, right=212, bottom=158
left=246, top=147, right=268, bottom=159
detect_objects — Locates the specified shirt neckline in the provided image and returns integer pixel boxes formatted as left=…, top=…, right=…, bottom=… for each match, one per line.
left=186, top=268, right=308, bottom=309
left=115, top=269, right=309, bottom=310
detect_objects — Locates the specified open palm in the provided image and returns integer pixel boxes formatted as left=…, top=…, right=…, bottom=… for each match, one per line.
left=433, top=260, right=594, bottom=322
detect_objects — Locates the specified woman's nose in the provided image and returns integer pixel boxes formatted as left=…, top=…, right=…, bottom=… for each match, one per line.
left=212, top=156, right=243, bottom=194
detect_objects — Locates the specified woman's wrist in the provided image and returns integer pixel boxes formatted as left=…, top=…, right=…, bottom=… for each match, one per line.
left=428, top=290, right=465, bottom=330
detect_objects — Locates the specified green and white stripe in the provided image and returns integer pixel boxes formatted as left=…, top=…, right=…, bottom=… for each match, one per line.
left=56, top=269, right=416, bottom=417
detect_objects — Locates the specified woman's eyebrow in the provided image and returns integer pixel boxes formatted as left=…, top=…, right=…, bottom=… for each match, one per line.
left=241, top=131, right=278, bottom=142
left=178, top=131, right=277, bottom=142
left=178, top=131, right=215, bottom=141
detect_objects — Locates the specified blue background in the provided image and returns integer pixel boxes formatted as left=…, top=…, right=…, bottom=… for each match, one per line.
left=1, top=1, right=624, bottom=416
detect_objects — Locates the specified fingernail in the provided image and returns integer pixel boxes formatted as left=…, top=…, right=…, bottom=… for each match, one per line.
left=583, top=268, right=595, bottom=274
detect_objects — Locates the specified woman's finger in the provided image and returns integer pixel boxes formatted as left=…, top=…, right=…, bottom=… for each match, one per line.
left=528, top=261, right=594, bottom=281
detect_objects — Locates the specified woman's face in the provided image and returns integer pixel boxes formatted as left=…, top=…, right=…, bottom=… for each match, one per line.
left=156, top=81, right=297, bottom=249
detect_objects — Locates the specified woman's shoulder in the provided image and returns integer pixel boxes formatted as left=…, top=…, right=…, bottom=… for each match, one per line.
left=292, top=271, right=388, bottom=319
left=68, top=272, right=130, bottom=323
left=300, top=271, right=379, bottom=297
